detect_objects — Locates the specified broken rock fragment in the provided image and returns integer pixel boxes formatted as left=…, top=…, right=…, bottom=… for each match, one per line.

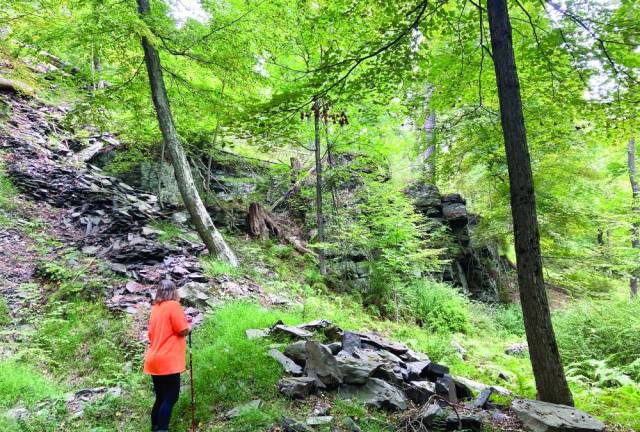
left=511, top=399, right=606, bottom=432
left=341, top=331, right=362, bottom=355
left=284, top=340, right=307, bottom=365
left=436, top=374, right=458, bottom=403
left=337, top=356, right=379, bottom=385
left=404, top=380, right=436, bottom=405
left=339, top=378, right=408, bottom=411
left=272, top=323, right=314, bottom=339
left=304, top=341, right=343, bottom=389
left=278, top=377, right=316, bottom=399
left=268, top=348, right=303, bottom=376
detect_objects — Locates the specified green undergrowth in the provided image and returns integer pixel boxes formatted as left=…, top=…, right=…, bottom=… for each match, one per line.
left=0, top=360, right=62, bottom=409
left=0, top=163, right=19, bottom=227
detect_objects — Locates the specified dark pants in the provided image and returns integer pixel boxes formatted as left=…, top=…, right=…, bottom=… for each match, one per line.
left=151, top=373, right=180, bottom=431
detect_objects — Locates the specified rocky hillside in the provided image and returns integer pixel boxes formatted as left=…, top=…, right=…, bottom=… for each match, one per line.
left=0, top=75, right=628, bottom=432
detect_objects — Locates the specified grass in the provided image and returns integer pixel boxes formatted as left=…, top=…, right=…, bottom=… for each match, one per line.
left=0, top=163, right=19, bottom=227
left=201, top=255, right=242, bottom=277
left=149, top=220, right=189, bottom=244
left=34, top=300, right=143, bottom=385
left=0, top=360, right=62, bottom=409
left=0, top=297, right=10, bottom=325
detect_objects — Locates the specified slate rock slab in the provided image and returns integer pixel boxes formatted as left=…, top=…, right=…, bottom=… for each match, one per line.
left=404, top=380, right=436, bottom=405
left=339, top=378, right=408, bottom=411
left=358, top=332, right=409, bottom=355
left=341, top=331, right=362, bottom=355
left=245, top=328, right=269, bottom=339
left=278, top=377, right=316, bottom=399
left=511, top=399, right=606, bottom=432
left=284, top=340, right=307, bottom=365
left=337, top=356, right=380, bottom=385
left=306, top=416, right=334, bottom=426
left=304, top=340, right=343, bottom=389
left=268, top=348, right=303, bottom=376
left=282, top=417, right=313, bottom=432
left=425, top=362, right=450, bottom=381
left=371, top=364, right=404, bottom=386
left=298, top=319, right=332, bottom=331
left=406, top=360, right=431, bottom=381
left=436, top=374, right=458, bottom=403
left=272, top=323, right=313, bottom=339
left=445, top=413, right=483, bottom=432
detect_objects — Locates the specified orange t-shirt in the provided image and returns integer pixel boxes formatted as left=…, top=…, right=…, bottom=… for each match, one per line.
left=143, top=300, right=190, bottom=376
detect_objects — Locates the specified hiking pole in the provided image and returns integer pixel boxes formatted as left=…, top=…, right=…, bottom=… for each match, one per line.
left=188, top=332, right=196, bottom=432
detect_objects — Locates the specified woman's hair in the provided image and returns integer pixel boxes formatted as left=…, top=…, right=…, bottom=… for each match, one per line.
left=154, top=279, right=179, bottom=304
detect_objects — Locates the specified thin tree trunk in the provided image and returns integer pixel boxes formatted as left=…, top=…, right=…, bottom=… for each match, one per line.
left=206, top=80, right=225, bottom=197
left=157, top=140, right=165, bottom=209
left=424, top=112, right=436, bottom=182
left=136, top=0, right=238, bottom=266
left=324, top=120, right=340, bottom=213
left=487, top=0, right=573, bottom=406
left=313, top=97, right=327, bottom=275
left=628, top=137, right=639, bottom=298
left=92, top=48, right=105, bottom=90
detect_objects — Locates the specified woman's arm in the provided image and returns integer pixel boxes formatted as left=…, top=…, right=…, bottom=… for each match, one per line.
left=169, top=301, right=191, bottom=337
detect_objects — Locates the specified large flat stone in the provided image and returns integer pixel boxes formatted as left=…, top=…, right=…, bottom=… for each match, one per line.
left=339, top=378, right=408, bottom=411
left=511, top=399, right=606, bottom=432
left=337, top=356, right=380, bottom=385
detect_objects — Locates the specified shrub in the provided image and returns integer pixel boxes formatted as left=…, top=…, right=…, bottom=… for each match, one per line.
left=554, top=298, right=640, bottom=369
left=409, top=282, right=472, bottom=334
left=492, top=303, right=525, bottom=337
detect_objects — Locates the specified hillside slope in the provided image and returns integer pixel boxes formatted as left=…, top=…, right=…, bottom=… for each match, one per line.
left=0, top=79, right=639, bottom=431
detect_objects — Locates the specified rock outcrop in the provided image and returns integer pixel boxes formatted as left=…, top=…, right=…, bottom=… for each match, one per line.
left=406, top=182, right=514, bottom=302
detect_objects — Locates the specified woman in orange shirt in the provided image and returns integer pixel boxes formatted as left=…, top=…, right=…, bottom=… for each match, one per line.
left=144, top=280, right=191, bottom=432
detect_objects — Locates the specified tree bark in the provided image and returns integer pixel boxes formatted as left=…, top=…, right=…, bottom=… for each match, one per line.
left=206, top=80, right=225, bottom=197
left=313, top=97, right=327, bottom=275
left=487, top=0, right=573, bottom=406
left=136, top=0, right=238, bottom=265
left=423, top=112, right=436, bottom=182
left=628, top=137, right=638, bottom=298
left=248, top=202, right=269, bottom=240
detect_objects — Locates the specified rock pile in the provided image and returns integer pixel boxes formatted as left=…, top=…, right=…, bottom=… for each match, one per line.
left=250, top=320, right=606, bottom=432
left=0, top=90, right=275, bottom=324
left=249, top=320, right=510, bottom=431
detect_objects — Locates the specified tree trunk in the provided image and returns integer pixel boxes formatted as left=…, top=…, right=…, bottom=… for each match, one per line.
left=423, top=112, right=436, bottom=182
left=628, top=137, right=639, bottom=298
left=206, top=80, right=225, bottom=197
left=487, top=0, right=573, bottom=406
left=248, top=202, right=269, bottom=240
left=136, top=0, right=238, bottom=266
left=313, top=97, right=327, bottom=275
left=157, top=140, right=165, bottom=210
